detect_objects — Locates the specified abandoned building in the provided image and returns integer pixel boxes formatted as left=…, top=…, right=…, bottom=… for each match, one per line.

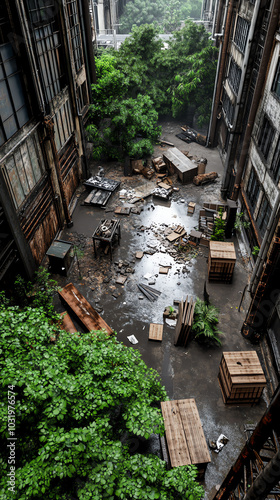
left=0, top=0, right=96, bottom=287
left=90, top=0, right=126, bottom=34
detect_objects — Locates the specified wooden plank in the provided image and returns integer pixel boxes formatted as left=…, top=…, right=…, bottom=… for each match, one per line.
left=159, top=266, right=170, bottom=274
left=115, top=275, right=127, bottom=285
left=149, top=323, right=163, bottom=341
left=174, top=300, right=184, bottom=345
left=60, top=311, right=77, bottom=334
left=178, top=399, right=211, bottom=465
left=58, top=283, right=112, bottom=335
left=161, top=400, right=191, bottom=467
left=166, top=230, right=186, bottom=242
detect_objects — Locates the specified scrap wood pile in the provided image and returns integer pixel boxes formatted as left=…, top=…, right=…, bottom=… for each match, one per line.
left=176, top=125, right=207, bottom=146
left=199, top=202, right=228, bottom=238
left=174, top=296, right=196, bottom=347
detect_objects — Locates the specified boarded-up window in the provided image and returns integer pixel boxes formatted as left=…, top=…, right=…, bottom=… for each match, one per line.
left=3, top=130, right=45, bottom=209
left=53, top=99, right=74, bottom=152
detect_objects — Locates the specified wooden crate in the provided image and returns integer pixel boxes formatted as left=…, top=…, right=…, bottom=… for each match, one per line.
left=218, top=351, right=266, bottom=405
left=188, top=202, right=196, bottom=214
left=163, top=148, right=198, bottom=183
left=208, top=241, right=236, bottom=283
left=161, top=399, right=211, bottom=478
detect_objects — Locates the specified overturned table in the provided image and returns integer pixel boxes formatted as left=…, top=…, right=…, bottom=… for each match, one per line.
left=92, top=219, right=121, bottom=260
left=161, top=399, right=211, bottom=478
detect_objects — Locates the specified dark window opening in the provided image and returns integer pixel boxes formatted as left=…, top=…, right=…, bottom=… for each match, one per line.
left=258, top=115, right=275, bottom=160
left=228, top=58, right=242, bottom=95
left=246, top=168, right=260, bottom=210
left=272, top=58, right=280, bottom=98
left=66, top=0, right=83, bottom=72
left=257, top=194, right=272, bottom=238
left=234, top=16, right=250, bottom=54
left=271, top=137, right=280, bottom=184
left=0, top=43, right=29, bottom=146
left=222, top=90, right=234, bottom=126
left=26, top=0, right=57, bottom=26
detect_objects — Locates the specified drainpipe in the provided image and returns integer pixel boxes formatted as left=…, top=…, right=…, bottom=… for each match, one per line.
left=248, top=191, right=280, bottom=295
left=232, top=0, right=280, bottom=200
left=15, top=0, right=46, bottom=114
left=221, top=0, right=262, bottom=197
left=207, top=0, right=234, bottom=147
left=80, top=0, right=97, bottom=84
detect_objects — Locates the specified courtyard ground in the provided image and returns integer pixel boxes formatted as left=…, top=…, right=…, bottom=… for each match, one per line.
left=52, top=121, right=276, bottom=498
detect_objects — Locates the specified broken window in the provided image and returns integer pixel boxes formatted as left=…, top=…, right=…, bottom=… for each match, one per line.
left=258, top=115, right=275, bottom=160
left=246, top=168, right=260, bottom=210
left=0, top=43, right=29, bottom=146
left=66, top=0, right=83, bottom=72
left=271, top=137, right=280, bottom=184
left=257, top=194, right=271, bottom=238
left=272, top=58, right=280, bottom=98
left=2, top=129, right=45, bottom=209
left=222, top=90, right=234, bottom=126
left=228, top=59, right=242, bottom=95
left=234, top=16, right=250, bottom=54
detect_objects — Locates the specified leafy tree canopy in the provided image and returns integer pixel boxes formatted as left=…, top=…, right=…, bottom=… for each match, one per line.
left=0, top=300, right=204, bottom=499
left=119, top=0, right=203, bottom=34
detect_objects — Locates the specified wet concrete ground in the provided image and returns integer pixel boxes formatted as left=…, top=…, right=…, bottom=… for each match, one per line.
left=52, top=121, right=271, bottom=499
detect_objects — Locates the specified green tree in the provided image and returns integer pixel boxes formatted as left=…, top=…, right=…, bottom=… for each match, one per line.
left=119, top=1, right=166, bottom=33
left=87, top=50, right=161, bottom=160
left=119, top=0, right=203, bottom=34
left=0, top=303, right=204, bottom=499
left=210, top=209, right=226, bottom=242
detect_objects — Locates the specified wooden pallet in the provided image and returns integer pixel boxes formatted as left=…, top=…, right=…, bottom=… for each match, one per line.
left=218, top=351, right=266, bottom=405
left=84, top=188, right=112, bottom=207
left=58, top=283, right=112, bottom=335
left=161, top=399, right=210, bottom=477
left=149, top=323, right=163, bottom=341
left=174, top=296, right=196, bottom=346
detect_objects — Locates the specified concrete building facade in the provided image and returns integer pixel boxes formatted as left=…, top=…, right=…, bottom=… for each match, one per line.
left=0, top=0, right=95, bottom=287
left=91, top=0, right=126, bottom=34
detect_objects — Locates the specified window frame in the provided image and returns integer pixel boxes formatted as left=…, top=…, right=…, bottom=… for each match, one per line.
left=258, top=115, right=275, bottom=160
left=234, top=16, right=250, bottom=54
left=272, top=57, right=280, bottom=98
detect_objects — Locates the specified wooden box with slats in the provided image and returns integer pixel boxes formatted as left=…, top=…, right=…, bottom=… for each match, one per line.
left=208, top=241, right=236, bottom=283
left=218, top=351, right=266, bottom=405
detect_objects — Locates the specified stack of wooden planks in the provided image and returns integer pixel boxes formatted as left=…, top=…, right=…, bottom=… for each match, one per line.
left=218, top=351, right=266, bottom=405
left=58, top=283, right=112, bottom=335
left=161, top=399, right=211, bottom=478
left=84, top=188, right=112, bottom=207
left=174, top=296, right=196, bottom=346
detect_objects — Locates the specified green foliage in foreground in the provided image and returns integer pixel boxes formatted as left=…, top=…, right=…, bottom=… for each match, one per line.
left=0, top=302, right=204, bottom=500
left=192, top=298, right=224, bottom=346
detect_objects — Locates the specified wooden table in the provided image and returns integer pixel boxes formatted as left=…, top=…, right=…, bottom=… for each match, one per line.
left=92, top=219, right=121, bottom=260
left=161, top=399, right=211, bottom=477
